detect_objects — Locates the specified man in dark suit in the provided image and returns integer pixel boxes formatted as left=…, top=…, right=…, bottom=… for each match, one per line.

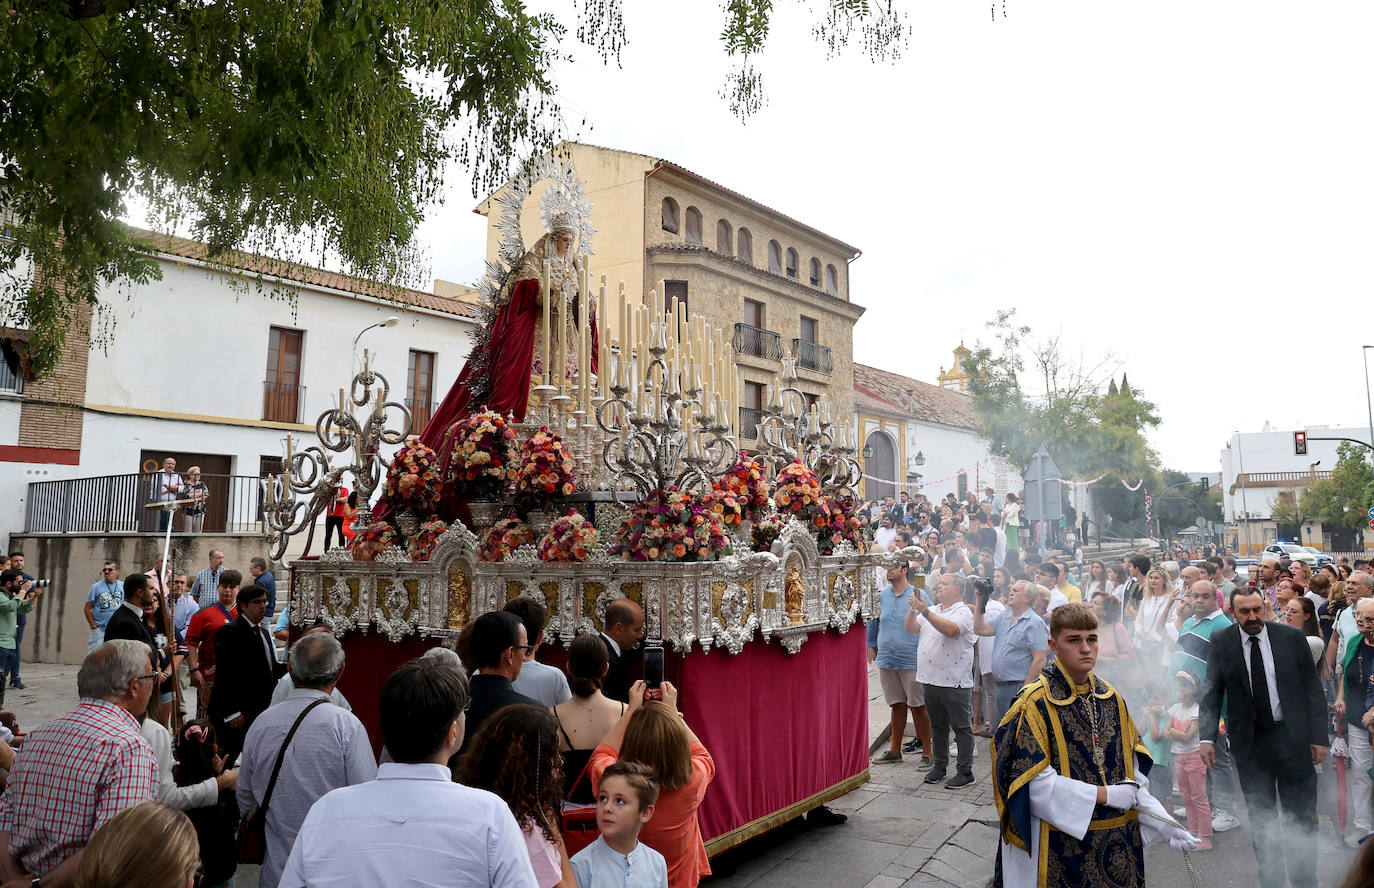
left=1121, top=554, right=1150, bottom=625
left=103, top=572, right=167, bottom=723
left=1199, top=587, right=1328, bottom=888
left=599, top=598, right=644, bottom=703
left=210, top=583, right=285, bottom=767
left=452, top=610, right=536, bottom=768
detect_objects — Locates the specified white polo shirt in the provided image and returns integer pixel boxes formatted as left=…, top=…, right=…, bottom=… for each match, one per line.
left=915, top=600, right=976, bottom=688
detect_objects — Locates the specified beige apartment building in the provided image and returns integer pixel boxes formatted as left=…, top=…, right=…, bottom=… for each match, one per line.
left=472, top=142, right=865, bottom=445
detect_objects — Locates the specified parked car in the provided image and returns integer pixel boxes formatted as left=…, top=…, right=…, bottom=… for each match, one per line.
left=1263, top=542, right=1318, bottom=565
left=1295, top=545, right=1334, bottom=567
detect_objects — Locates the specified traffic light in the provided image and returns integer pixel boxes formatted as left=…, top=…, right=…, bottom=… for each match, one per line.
left=1294, top=431, right=1307, bottom=455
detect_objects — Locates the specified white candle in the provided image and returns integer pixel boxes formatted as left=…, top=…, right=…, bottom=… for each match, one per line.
left=558, top=282, right=568, bottom=389
left=598, top=275, right=609, bottom=396
left=541, top=258, right=552, bottom=382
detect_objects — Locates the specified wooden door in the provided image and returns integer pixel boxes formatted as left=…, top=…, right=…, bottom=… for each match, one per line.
left=264, top=327, right=304, bottom=422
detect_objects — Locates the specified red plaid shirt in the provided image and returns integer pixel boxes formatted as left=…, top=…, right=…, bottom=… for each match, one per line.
left=0, top=699, right=157, bottom=875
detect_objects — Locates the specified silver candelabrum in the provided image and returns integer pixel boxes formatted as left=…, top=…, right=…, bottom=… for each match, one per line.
left=596, top=322, right=738, bottom=501
left=756, top=358, right=861, bottom=495
left=262, top=365, right=412, bottom=559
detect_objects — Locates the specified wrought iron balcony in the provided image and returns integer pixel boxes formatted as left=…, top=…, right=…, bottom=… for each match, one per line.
left=406, top=398, right=436, bottom=435
left=738, top=407, right=767, bottom=440
left=732, top=323, right=783, bottom=361
left=791, top=339, right=833, bottom=374
left=263, top=380, right=307, bottom=423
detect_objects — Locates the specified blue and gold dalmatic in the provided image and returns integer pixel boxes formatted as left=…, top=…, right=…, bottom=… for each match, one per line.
left=991, top=661, right=1153, bottom=888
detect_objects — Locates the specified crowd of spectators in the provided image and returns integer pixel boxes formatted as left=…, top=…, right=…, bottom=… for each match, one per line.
left=0, top=566, right=723, bottom=888
left=863, top=486, right=1374, bottom=883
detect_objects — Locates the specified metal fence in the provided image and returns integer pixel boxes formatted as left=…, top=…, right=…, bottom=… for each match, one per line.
left=25, top=473, right=270, bottom=534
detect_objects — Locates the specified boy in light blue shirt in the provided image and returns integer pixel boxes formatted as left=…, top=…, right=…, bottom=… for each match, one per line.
left=866, top=561, right=934, bottom=766
left=572, top=761, right=668, bottom=888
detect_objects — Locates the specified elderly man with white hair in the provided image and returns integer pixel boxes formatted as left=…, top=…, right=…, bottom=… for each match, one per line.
left=1329, top=570, right=1374, bottom=676
left=238, top=632, right=376, bottom=888
left=0, top=640, right=158, bottom=883
left=1336, top=596, right=1374, bottom=845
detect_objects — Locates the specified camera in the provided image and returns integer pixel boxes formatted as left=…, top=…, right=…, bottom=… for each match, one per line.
left=30, top=579, right=51, bottom=589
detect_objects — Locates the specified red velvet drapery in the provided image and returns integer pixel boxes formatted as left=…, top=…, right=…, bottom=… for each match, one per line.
left=335, top=626, right=869, bottom=849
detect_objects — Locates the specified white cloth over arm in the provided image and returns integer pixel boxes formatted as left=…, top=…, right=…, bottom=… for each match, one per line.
left=999, top=754, right=1165, bottom=887
left=139, top=719, right=218, bottom=811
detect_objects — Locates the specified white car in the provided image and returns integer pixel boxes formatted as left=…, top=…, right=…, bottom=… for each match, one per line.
left=1263, top=542, right=1317, bottom=565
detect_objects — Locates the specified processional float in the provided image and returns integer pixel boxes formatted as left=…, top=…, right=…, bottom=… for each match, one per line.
left=264, top=156, right=920, bottom=852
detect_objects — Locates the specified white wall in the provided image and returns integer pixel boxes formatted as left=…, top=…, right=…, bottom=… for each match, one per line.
left=1219, top=423, right=1367, bottom=522
left=907, top=420, right=1021, bottom=501
left=0, top=254, right=477, bottom=545
left=86, top=256, right=474, bottom=441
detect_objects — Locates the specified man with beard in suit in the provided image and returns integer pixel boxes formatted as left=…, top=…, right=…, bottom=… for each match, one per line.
left=1199, top=588, right=1328, bottom=888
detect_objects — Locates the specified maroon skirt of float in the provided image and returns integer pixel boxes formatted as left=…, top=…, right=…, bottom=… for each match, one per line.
left=331, top=625, right=870, bottom=854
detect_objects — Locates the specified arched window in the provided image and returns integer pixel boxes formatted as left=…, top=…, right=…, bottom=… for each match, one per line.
left=737, top=228, right=753, bottom=265
left=767, top=240, right=782, bottom=275
left=661, top=197, right=680, bottom=234
left=684, top=206, right=703, bottom=245
left=809, top=258, right=822, bottom=287
left=825, top=264, right=838, bottom=297
left=716, top=219, right=733, bottom=255
left=785, top=247, right=798, bottom=278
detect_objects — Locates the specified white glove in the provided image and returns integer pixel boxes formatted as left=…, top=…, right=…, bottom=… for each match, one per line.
left=1104, top=782, right=1139, bottom=811
left=1168, top=827, right=1200, bottom=851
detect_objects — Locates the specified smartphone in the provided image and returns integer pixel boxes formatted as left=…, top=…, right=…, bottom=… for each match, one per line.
left=644, top=646, right=664, bottom=691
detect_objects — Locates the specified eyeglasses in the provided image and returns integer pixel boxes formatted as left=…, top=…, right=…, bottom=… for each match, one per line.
left=516, top=644, right=536, bottom=655
left=135, top=672, right=159, bottom=684
left=103, top=568, right=117, bottom=573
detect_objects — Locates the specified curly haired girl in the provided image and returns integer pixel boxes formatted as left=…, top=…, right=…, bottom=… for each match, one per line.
left=457, top=703, right=568, bottom=888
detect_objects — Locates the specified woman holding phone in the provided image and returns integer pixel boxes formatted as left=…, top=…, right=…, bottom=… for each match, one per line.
left=589, top=680, right=715, bottom=888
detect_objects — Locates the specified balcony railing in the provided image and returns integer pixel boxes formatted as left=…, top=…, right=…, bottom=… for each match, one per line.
left=263, top=380, right=307, bottom=423
left=791, top=339, right=834, bottom=374
left=738, top=407, right=767, bottom=440
left=732, top=323, right=783, bottom=361
left=25, top=473, right=273, bottom=535
left=406, top=398, right=436, bottom=435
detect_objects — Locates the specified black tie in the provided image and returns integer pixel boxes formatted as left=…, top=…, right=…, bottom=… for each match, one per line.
left=1249, top=635, right=1274, bottom=730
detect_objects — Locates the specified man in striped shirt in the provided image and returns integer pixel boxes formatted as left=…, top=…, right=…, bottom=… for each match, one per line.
left=0, top=640, right=158, bottom=883
left=190, top=549, right=225, bottom=609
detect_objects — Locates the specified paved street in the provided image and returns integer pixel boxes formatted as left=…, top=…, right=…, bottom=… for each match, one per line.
left=4, top=661, right=1365, bottom=888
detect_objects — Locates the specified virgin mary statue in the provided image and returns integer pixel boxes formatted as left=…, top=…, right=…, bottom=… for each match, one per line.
left=416, top=162, right=598, bottom=471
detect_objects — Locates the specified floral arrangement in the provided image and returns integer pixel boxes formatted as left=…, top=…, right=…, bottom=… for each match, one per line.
left=774, top=460, right=826, bottom=528
left=352, top=521, right=397, bottom=562
left=514, top=426, right=575, bottom=512
left=537, top=509, right=599, bottom=562
left=382, top=436, right=442, bottom=517
left=704, top=485, right=744, bottom=527
left=718, top=452, right=771, bottom=522
left=750, top=512, right=788, bottom=552
left=478, top=517, right=535, bottom=563
left=611, top=487, right=731, bottom=563
left=447, top=409, right=516, bottom=500
left=408, top=518, right=449, bottom=562
left=817, top=491, right=866, bottom=555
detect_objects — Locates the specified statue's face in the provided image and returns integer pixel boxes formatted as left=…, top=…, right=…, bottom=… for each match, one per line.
left=554, top=232, right=574, bottom=258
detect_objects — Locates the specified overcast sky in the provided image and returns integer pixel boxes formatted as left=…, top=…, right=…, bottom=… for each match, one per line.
left=414, top=0, right=1374, bottom=473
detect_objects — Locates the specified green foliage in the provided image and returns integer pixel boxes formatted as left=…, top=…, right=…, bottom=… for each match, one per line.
left=1298, top=442, right=1374, bottom=533
left=1, top=0, right=906, bottom=378
left=964, top=308, right=1171, bottom=530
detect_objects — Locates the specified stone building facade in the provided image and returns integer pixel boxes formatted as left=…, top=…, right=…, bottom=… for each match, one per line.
left=476, top=142, right=865, bottom=446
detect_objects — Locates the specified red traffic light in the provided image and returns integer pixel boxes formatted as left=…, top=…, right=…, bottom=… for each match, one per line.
left=1294, top=431, right=1308, bottom=456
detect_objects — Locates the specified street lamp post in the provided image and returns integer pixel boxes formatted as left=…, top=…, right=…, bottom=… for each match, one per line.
left=354, top=316, right=400, bottom=352
left=1363, top=346, right=1374, bottom=456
